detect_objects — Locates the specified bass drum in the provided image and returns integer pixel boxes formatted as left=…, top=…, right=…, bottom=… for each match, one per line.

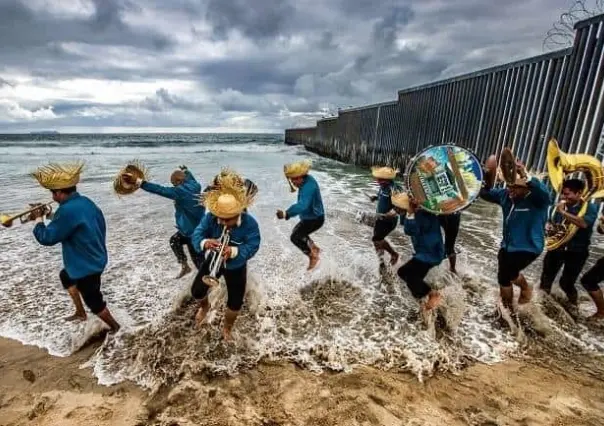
left=405, top=144, right=484, bottom=215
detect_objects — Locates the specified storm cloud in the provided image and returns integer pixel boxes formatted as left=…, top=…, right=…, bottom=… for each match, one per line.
left=0, top=0, right=579, bottom=132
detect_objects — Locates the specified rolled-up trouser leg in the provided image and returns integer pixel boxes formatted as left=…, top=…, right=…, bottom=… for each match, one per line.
left=290, top=217, right=324, bottom=255
left=170, top=232, right=188, bottom=264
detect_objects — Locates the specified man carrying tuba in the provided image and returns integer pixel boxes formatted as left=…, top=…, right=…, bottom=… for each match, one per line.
left=579, top=211, right=604, bottom=319
left=191, top=173, right=261, bottom=341
left=29, top=162, right=121, bottom=333
left=539, top=179, right=599, bottom=308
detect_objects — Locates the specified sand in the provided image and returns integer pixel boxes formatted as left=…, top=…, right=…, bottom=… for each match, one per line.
left=1, top=336, right=604, bottom=426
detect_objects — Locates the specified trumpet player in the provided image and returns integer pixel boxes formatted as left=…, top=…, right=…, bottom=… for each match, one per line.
left=276, top=160, right=325, bottom=270
left=191, top=180, right=261, bottom=341
left=480, top=157, right=550, bottom=310
left=390, top=192, right=443, bottom=311
left=539, top=179, right=599, bottom=308
left=124, top=165, right=205, bottom=278
left=580, top=212, right=604, bottom=319
left=369, top=167, right=401, bottom=267
left=29, top=163, right=121, bottom=333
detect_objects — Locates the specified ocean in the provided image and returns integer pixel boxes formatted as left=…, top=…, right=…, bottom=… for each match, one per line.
left=0, top=133, right=602, bottom=389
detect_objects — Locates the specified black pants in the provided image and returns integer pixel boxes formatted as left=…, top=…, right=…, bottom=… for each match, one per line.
left=581, top=257, right=604, bottom=292
left=372, top=218, right=397, bottom=242
left=397, top=258, right=434, bottom=299
left=540, top=249, right=589, bottom=302
left=170, top=232, right=202, bottom=268
left=497, top=249, right=539, bottom=287
left=59, top=269, right=106, bottom=314
left=439, top=214, right=461, bottom=257
left=191, top=256, right=247, bottom=311
left=291, top=217, right=324, bottom=255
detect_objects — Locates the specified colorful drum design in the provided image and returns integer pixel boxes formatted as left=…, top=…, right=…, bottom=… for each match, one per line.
left=405, top=145, right=484, bottom=215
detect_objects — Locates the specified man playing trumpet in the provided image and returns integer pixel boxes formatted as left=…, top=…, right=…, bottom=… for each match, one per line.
left=276, top=160, right=325, bottom=270
left=124, top=165, right=205, bottom=278
left=29, top=163, right=121, bottom=333
left=191, top=174, right=261, bottom=341
left=369, top=167, right=401, bottom=267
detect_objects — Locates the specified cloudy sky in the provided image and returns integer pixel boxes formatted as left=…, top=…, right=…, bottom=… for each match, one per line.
left=0, top=0, right=586, bottom=133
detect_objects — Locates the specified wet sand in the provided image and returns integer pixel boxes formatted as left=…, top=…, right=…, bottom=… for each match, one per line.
left=2, top=336, right=604, bottom=426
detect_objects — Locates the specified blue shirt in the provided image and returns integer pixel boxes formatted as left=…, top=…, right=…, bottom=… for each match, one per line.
left=191, top=213, right=261, bottom=270
left=549, top=202, right=599, bottom=252
left=480, top=178, right=550, bottom=254
left=141, top=169, right=205, bottom=237
left=376, top=181, right=402, bottom=215
left=402, top=210, right=445, bottom=266
left=286, top=175, right=325, bottom=221
left=33, top=193, right=108, bottom=279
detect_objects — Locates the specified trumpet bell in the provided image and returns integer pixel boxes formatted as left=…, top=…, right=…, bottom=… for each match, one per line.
left=202, top=275, right=220, bottom=287
left=0, top=214, right=14, bottom=228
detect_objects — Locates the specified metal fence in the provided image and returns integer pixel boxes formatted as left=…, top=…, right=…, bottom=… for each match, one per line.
left=284, top=14, right=604, bottom=172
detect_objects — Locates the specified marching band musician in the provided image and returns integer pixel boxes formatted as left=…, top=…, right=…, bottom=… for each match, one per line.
left=539, top=179, right=599, bottom=309
left=191, top=175, right=261, bottom=341
left=29, top=163, right=121, bottom=333
left=369, top=167, right=401, bottom=267
left=125, top=165, right=205, bottom=278
left=480, top=157, right=550, bottom=310
left=391, top=192, right=443, bottom=311
left=579, top=212, right=604, bottom=319
left=276, top=160, right=325, bottom=270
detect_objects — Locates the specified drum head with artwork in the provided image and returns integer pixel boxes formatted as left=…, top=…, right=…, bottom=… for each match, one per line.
left=406, top=145, right=483, bottom=215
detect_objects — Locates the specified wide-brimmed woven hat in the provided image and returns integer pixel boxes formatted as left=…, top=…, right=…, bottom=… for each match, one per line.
left=113, top=160, right=149, bottom=195
left=371, top=166, right=398, bottom=180
left=204, top=178, right=249, bottom=219
left=31, top=162, right=84, bottom=190
left=284, top=159, right=312, bottom=178
left=390, top=191, right=410, bottom=210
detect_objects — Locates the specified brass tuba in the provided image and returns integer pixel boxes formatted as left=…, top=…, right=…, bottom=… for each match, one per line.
left=545, top=138, right=604, bottom=251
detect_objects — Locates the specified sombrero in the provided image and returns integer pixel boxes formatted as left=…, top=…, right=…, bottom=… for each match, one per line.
left=203, top=175, right=249, bottom=219
left=284, top=159, right=312, bottom=179
left=371, top=166, right=398, bottom=180
left=390, top=191, right=410, bottom=211
left=31, top=162, right=84, bottom=190
left=113, top=160, right=149, bottom=195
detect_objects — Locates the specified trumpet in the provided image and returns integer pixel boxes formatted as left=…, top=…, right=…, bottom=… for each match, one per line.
left=0, top=202, right=55, bottom=228
left=202, top=225, right=231, bottom=287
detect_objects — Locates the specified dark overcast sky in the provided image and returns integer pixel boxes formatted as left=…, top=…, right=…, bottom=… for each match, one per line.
left=0, top=0, right=585, bottom=133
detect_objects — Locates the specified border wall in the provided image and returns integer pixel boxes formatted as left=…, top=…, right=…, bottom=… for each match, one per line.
left=284, top=14, right=604, bottom=172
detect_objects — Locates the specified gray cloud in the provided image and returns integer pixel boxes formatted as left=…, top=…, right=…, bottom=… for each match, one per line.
left=0, top=0, right=576, bottom=132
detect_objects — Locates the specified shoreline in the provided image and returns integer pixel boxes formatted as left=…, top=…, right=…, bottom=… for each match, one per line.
left=2, top=336, right=604, bottom=425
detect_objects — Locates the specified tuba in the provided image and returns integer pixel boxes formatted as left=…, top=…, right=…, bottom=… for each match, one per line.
left=545, top=138, right=604, bottom=251
left=201, top=225, right=231, bottom=287
left=405, top=144, right=484, bottom=215
left=1, top=202, right=54, bottom=228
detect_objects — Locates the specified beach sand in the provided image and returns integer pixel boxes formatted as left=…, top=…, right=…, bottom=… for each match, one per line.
left=1, top=336, right=604, bottom=426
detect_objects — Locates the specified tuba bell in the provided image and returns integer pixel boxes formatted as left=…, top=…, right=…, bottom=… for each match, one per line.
left=545, top=138, right=604, bottom=251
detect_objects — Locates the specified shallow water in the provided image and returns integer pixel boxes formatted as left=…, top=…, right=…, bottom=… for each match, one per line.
left=0, top=134, right=602, bottom=388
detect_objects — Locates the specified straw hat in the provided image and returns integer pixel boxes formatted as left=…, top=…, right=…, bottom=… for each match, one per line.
left=284, top=159, right=312, bottom=178
left=390, top=191, right=410, bottom=210
left=113, top=160, right=149, bottom=195
left=204, top=177, right=249, bottom=219
left=31, top=162, right=84, bottom=190
left=371, top=166, right=398, bottom=180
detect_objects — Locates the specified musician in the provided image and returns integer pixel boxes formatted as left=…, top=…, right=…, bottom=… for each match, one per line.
left=439, top=212, right=461, bottom=274
left=391, top=192, right=443, bottom=311
left=480, top=159, right=550, bottom=309
left=369, top=167, right=401, bottom=266
left=126, top=165, right=205, bottom=278
left=191, top=181, right=261, bottom=341
left=539, top=179, right=599, bottom=307
left=276, top=160, right=325, bottom=270
left=29, top=163, right=121, bottom=333
left=580, top=212, right=604, bottom=319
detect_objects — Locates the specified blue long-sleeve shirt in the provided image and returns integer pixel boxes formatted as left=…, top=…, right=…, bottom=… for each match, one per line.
left=141, top=170, right=205, bottom=237
left=33, top=193, right=108, bottom=279
left=286, top=175, right=325, bottom=221
left=549, top=201, right=599, bottom=252
left=402, top=210, right=445, bottom=265
left=480, top=177, right=550, bottom=254
left=375, top=182, right=402, bottom=215
left=191, top=212, right=261, bottom=270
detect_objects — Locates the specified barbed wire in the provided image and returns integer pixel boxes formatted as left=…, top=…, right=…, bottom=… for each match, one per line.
left=543, top=0, right=604, bottom=51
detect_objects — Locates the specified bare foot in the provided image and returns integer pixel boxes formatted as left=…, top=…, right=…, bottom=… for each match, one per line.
left=308, top=253, right=320, bottom=270
left=195, top=306, right=209, bottom=327
left=518, top=286, right=533, bottom=304
left=176, top=263, right=192, bottom=279
left=422, top=291, right=442, bottom=311
left=222, top=326, right=233, bottom=342
left=64, top=313, right=87, bottom=322
left=390, top=252, right=399, bottom=266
